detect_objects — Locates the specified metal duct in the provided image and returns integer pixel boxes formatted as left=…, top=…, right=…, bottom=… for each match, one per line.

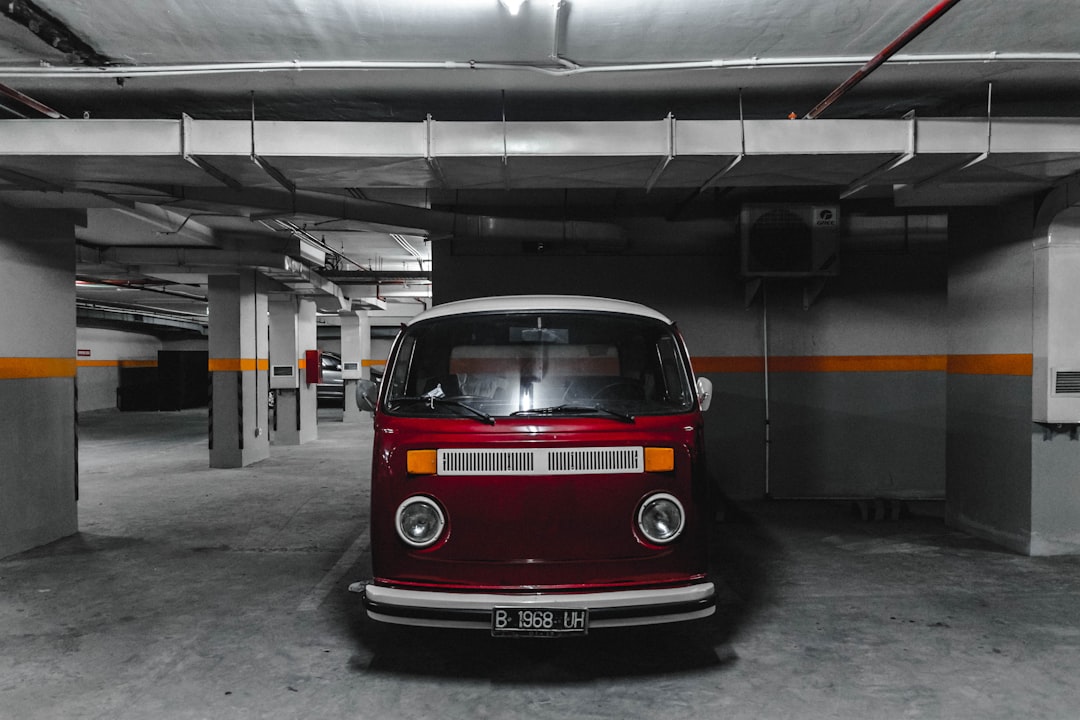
left=841, top=213, right=947, bottom=252
left=170, top=186, right=627, bottom=248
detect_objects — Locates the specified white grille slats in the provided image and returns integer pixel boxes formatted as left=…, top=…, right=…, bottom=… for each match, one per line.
left=1055, top=371, right=1080, bottom=394
left=440, top=448, right=536, bottom=474
left=437, top=447, right=644, bottom=475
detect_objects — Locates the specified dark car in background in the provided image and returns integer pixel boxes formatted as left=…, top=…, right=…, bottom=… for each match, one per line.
left=268, top=350, right=346, bottom=410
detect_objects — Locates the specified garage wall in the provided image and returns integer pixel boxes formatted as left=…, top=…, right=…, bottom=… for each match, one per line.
left=433, top=219, right=947, bottom=501
left=760, top=251, right=946, bottom=500
left=76, top=328, right=162, bottom=412
left=370, top=337, right=395, bottom=369
left=946, top=204, right=1035, bottom=554
left=162, top=338, right=209, bottom=352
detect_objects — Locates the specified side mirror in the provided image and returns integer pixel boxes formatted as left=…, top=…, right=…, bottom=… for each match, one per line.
left=696, top=376, right=713, bottom=412
left=355, top=378, right=378, bottom=412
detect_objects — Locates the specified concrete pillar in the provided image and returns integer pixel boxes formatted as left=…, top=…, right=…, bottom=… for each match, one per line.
left=339, top=310, right=371, bottom=423
left=947, top=201, right=1080, bottom=555
left=297, top=298, right=318, bottom=434
left=208, top=272, right=270, bottom=468
left=269, top=296, right=317, bottom=445
left=0, top=208, right=79, bottom=558
left=1029, top=207, right=1080, bottom=554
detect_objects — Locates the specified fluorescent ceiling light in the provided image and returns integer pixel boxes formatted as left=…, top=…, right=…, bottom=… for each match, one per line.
left=499, top=0, right=526, bottom=14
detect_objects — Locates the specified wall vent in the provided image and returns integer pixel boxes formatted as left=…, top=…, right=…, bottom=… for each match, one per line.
left=1054, top=371, right=1080, bottom=394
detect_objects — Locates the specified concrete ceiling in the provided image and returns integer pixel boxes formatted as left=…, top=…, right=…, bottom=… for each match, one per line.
left=2, top=0, right=1080, bottom=332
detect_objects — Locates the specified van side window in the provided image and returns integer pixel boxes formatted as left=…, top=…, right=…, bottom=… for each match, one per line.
left=656, top=334, right=692, bottom=405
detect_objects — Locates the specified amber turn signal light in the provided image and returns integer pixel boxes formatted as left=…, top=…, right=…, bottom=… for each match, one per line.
left=407, top=449, right=438, bottom=475
left=644, top=447, right=674, bottom=473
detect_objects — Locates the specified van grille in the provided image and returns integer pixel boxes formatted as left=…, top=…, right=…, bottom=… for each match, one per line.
left=548, top=448, right=642, bottom=473
left=439, top=449, right=536, bottom=474
left=437, top=447, right=644, bottom=476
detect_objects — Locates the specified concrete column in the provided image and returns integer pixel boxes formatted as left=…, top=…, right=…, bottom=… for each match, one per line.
left=946, top=201, right=1080, bottom=555
left=339, top=310, right=371, bottom=423
left=0, top=208, right=80, bottom=558
left=1029, top=207, right=1080, bottom=554
left=270, top=296, right=318, bottom=445
left=208, top=272, right=270, bottom=468
left=297, top=298, right=318, bottom=432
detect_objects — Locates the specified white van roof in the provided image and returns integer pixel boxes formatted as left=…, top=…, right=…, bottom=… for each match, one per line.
left=407, top=295, right=673, bottom=326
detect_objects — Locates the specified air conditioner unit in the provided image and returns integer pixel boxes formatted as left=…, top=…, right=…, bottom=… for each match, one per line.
left=740, top=204, right=840, bottom=277
left=1034, top=213, right=1080, bottom=424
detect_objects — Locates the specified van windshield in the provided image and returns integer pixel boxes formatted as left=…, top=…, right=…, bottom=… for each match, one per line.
left=383, top=311, right=695, bottom=419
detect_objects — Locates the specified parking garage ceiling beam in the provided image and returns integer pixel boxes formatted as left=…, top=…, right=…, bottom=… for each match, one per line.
left=2, top=117, right=1080, bottom=206
left=4, top=115, right=1076, bottom=157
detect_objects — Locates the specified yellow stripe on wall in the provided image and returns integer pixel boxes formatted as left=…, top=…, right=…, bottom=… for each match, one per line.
left=120, top=359, right=158, bottom=368
left=0, top=357, right=77, bottom=379
left=692, top=354, right=1032, bottom=377
left=362, top=359, right=387, bottom=368
left=947, top=354, right=1033, bottom=376
left=208, top=358, right=270, bottom=372
left=76, top=359, right=159, bottom=369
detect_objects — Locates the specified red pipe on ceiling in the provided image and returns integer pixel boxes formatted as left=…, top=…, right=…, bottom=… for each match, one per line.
left=0, top=81, right=65, bottom=118
left=804, top=0, right=964, bottom=119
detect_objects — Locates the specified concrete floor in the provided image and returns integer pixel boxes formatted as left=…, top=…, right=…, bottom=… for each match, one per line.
left=2, top=409, right=1079, bottom=720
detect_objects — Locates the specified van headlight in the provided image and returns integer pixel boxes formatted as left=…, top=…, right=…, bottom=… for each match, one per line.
left=396, top=496, right=446, bottom=548
left=637, top=493, right=684, bottom=544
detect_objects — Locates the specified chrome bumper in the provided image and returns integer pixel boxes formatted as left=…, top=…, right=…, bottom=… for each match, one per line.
left=351, top=581, right=716, bottom=630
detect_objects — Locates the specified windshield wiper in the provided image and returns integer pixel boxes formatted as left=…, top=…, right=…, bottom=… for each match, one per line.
left=510, top=404, right=635, bottom=424
left=389, top=396, right=496, bottom=425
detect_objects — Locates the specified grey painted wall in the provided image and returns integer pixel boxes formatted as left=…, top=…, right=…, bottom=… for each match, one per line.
left=433, top=218, right=947, bottom=502
left=762, top=254, right=946, bottom=500
left=76, top=327, right=162, bottom=412
left=946, top=204, right=1036, bottom=554
left=948, top=375, right=1033, bottom=552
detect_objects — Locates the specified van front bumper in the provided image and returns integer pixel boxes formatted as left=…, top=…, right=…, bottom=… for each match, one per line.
left=351, top=581, right=716, bottom=630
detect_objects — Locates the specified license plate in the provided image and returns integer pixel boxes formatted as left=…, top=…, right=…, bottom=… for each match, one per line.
left=491, top=607, right=589, bottom=637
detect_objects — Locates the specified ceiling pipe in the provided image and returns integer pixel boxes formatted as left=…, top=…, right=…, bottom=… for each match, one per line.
left=4, top=50, right=1079, bottom=81
left=804, top=0, right=964, bottom=119
left=76, top=275, right=207, bottom=302
left=169, top=186, right=627, bottom=249
left=77, top=302, right=209, bottom=332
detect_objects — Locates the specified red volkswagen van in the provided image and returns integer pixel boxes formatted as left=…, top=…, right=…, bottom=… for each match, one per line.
left=351, top=295, right=715, bottom=637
